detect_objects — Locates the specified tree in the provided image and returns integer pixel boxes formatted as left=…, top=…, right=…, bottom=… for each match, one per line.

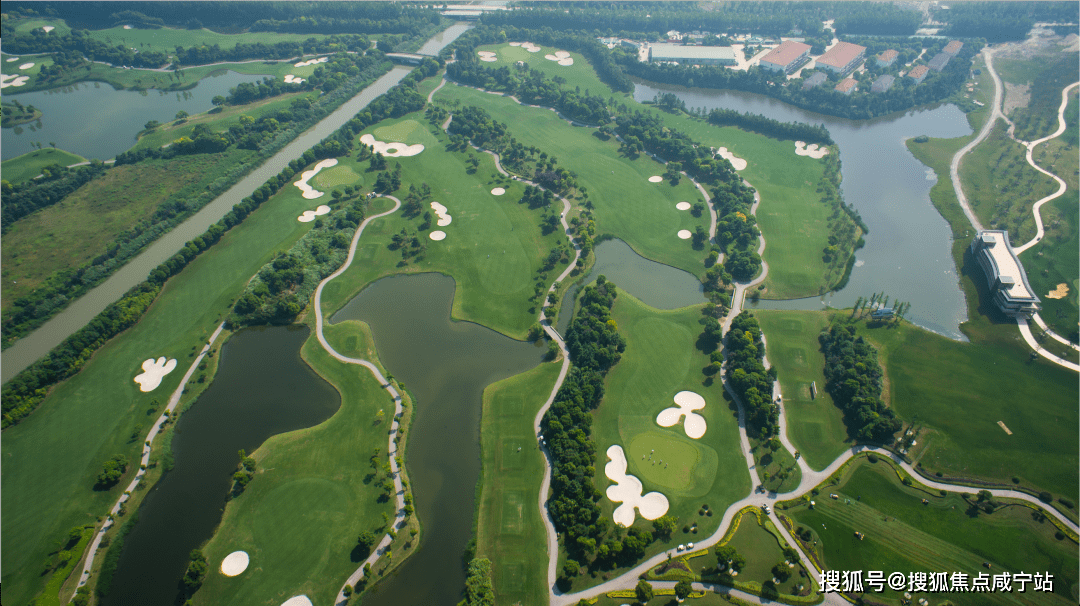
left=652, top=515, right=678, bottom=539
left=674, top=579, right=693, bottom=600
left=357, top=530, right=378, bottom=552
left=636, top=579, right=654, bottom=603
left=175, top=110, right=189, bottom=120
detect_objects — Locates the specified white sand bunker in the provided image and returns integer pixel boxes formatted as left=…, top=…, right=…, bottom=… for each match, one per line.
left=294, top=57, right=328, bottom=68
left=1046, top=283, right=1069, bottom=299
left=134, top=357, right=178, bottom=392
left=293, top=158, right=338, bottom=199
left=544, top=51, right=572, bottom=63
left=558, top=57, right=574, bottom=66
left=1, top=74, right=30, bottom=88
left=42, top=26, right=55, bottom=33
left=676, top=201, right=692, bottom=210
left=648, top=175, right=663, bottom=183
left=281, top=596, right=313, bottom=606
left=657, top=391, right=708, bottom=439
left=491, top=187, right=505, bottom=196
left=298, top=205, right=331, bottom=223
left=6, top=57, right=19, bottom=63
left=220, top=551, right=249, bottom=576
left=284, top=74, right=305, bottom=84
left=605, top=445, right=669, bottom=527
left=123, top=25, right=133, bottom=30
left=477, top=50, right=498, bottom=63
left=521, top=42, right=542, bottom=53
left=795, top=141, right=829, bottom=159
left=360, top=133, right=424, bottom=158
left=19, top=63, right=35, bottom=70
left=429, top=230, right=446, bottom=241
left=678, top=230, right=692, bottom=240
left=430, top=201, right=452, bottom=226
left=509, top=42, right=522, bottom=47
left=716, top=147, right=747, bottom=170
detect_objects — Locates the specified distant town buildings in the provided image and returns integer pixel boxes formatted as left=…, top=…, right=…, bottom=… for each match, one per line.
left=802, top=71, right=827, bottom=90
left=834, top=77, right=857, bottom=95
left=649, top=44, right=738, bottom=65
left=908, top=64, right=930, bottom=84
left=943, top=40, right=964, bottom=55
left=816, top=41, right=867, bottom=75
left=759, top=40, right=812, bottom=74
left=970, top=231, right=1041, bottom=319
left=928, top=52, right=952, bottom=72
left=871, top=74, right=895, bottom=93
left=876, top=49, right=899, bottom=68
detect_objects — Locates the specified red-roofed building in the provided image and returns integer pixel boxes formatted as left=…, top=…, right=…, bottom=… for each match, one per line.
left=834, top=78, right=857, bottom=95
left=759, top=40, right=812, bottom=74
left=876, top=49, right=899, bottom=68
left=943, top=40, right=964, bottom=55
left=816, top=41, right=867, bottom=75
left=908, top=64, right=930, bottom=84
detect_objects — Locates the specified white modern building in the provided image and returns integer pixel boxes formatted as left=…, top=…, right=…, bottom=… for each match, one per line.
left=970, top=231, right=1041, bottom=318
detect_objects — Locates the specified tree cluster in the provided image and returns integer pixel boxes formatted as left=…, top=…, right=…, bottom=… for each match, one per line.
left=94, top=454, right=130, bottom=489
left=933, top=2, right=1077, bottom=42
left=724, top=311, right=778, bottom=439
left=706, top=108, right=832, bottom=146
left=175, top=34, right=369, bottom=66
left=1, top=27, right=170, bottom=68
left=818, top=323, right=901, bottom=442
left=461, top=558, right=495, bottom=606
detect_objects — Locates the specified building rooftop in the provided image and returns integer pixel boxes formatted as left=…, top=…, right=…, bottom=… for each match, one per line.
left=928, top=52, right=951, bottom=71
left=816, top=41, right=867, bottom=69
left=760, top=40, right=812, bottom=68
left=877, top=49, right=899, bottom=63
left=908, top=65, right=930, bottom=79
left=871, top=74, right=895, bottom=92
left=802, top=71, right=827, bottom=89
left=943, top=40, right=964, bottom=55
left=649, top=44, right=738, bottom=62
left=980, top=231, right=1034, bottom=300
left=834, top=78, right=857, bottom=93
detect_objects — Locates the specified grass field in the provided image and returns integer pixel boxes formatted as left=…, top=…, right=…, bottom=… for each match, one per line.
left=1, top=150, right=256, bottom=310
left=192, top=319, right=397, bottom=606
left=476, top=360, right=562, bottom=606
left=10, top=18, right=72, bottom=36
left=789, top=456, right=1079, bottom=606
left=476, top=43, right=620, bottom=99
left=316, top=111, right=579, bottom=339
left=567, top=290, right=749, bottom=591
left=436, top=84, right=718, bottom=279
left=755, top=311, right=849, bottom=471
left=85, top=26, right=331, bottom=56
left=723, top=510, right=811, bottom=596
left=748, top=435, right=801, bottom=494
left=0, top=147, right=331, bottom=606
left=959, top=120, right=1058, bottom=242
left=1, top=148, right=88, bottom=184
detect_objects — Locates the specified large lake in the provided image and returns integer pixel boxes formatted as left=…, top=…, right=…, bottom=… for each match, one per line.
left=635, top=82, right=973, bottom=339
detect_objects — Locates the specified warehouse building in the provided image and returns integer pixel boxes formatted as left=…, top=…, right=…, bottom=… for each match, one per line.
left=759, top=40, right=812, bottom=74
left=816, top=41, right=867, bottom=75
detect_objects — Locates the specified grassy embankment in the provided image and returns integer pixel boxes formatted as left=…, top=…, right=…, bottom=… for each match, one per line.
left=787, top=455, right=1079, bottom=606
left=470, top=42, right=844, bottom=299
left=1, top=148, right=88, bottom=185
left=314, top=113, right=572, bottom=339
left=561, top=290, right=749, bottom=592
left=475, top=361, right=562, bottom=606
left=2, top=150, right=257, bottom=310
left=0, top=144, right=343, bottom=605
left=192, top=319, right=405, bottom=606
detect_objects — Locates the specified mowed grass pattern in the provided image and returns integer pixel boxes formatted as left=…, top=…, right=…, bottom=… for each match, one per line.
left=755, top=310, right=849, bottom=470
left=193, top=320, right=396, bottom=606
left=476, top=361, right=562, bottom=606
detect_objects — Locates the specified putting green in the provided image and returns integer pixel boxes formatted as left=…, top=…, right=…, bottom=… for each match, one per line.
left=624, top=429, right=717, bottom=496
left=313, top=165, right=360, bottom=188
left=372, top=119, right=424, bottom=144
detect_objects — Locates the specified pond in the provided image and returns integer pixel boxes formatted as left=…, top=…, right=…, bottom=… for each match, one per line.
left=101, top=325, right=340, bottom=606
left=1, top=70, right=264, bottom=161
left=635, top=82, right=974, bottom=339
left=332, top=272, right=542, bottom=606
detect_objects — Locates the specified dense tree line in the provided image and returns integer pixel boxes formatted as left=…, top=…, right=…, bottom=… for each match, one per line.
left=174, top=34, right=369, bottom=66
left=934, top=2, right=1077, bottom=42
left=488, top=2, right=921, bottom=37
left=5, top=1, right=442, bottom=35
left=706, top=108, right=832, bottom=146
left=542, top=277, right=632, bottom=579
left=1, top=162, right=108, bottom=232
left=724, top=311, right=778, bottom=439
left=1, top=27, right=170, bottom=68
left=461, top=558, right=495, bottom=606
left=819, top=323, right=901, bottom=442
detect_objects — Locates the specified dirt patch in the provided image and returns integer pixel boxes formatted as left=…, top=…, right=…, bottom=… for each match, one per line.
left=1002, top=83, right=1031, bottom=116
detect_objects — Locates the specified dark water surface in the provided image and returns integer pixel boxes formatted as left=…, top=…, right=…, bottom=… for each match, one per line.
left=635, top=82, right=973, bottom=339
left=332, top=273, right=542, bottom=606
left=101, top=325, right=339, bottom=606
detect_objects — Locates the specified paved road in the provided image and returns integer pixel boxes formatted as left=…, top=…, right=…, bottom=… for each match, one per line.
left=948, top=47, right=1004, bottom=233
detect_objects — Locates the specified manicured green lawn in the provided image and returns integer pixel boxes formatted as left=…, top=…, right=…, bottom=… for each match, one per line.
left=85, top=26, right=330, bottom=56
left=0, top=151, right=325, bottom=606
left=789, top=457, right=1079, bottom=606
left=476, top=42, right=620, bottom=99
left=317, top=111, right=576, bottom=339
left=723, top=511, right=810, bottom=596
left=192, top=320, right=397, bottom=606
left=755, top=310, right=849, bottom=471
left=10, top=18, right=71, bottom=35
left=476, top=360, right=562, bottom=606
left=576, top=290, right=748, bottom=591
left=1, top=148, right=87, bottom=184
left=435, top=83, right=714, bottom=278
